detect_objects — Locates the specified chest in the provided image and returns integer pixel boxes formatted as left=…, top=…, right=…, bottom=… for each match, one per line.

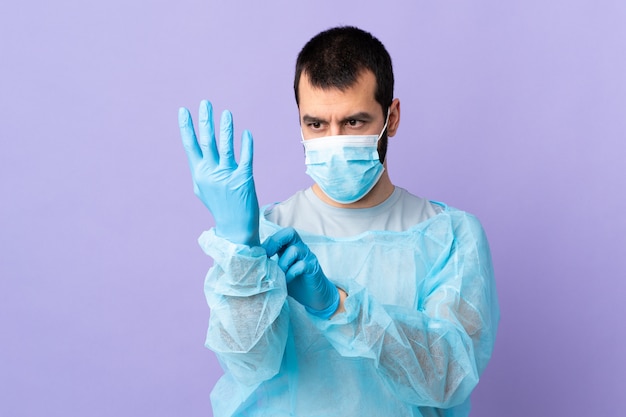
left=305, top=238, right=432, bottom=309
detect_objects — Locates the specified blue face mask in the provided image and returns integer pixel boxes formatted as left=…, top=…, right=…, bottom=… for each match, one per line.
left=301, top=111, right=390, bottom=204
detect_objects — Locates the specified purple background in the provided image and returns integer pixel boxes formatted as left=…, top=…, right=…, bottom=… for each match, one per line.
left=1, top=1, right=625, bottom=416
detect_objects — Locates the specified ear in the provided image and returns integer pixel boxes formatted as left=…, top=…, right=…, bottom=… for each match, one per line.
left=386, top=98, right=401, bottom=137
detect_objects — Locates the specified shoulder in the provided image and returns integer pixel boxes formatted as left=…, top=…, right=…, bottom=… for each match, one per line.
left=440, top=206, right=490, bottom=251
left=394, top=187, right=443, bottom=221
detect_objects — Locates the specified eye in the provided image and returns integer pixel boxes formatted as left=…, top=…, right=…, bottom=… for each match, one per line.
left=346, top=119, right=364, bottom=128
left=308, top=121, right=322, bottom=129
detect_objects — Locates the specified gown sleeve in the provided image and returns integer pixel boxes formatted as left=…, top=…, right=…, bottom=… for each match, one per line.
left=198, top=228, right=289, bottom=387
left=311, top=212, right=500, bottom=408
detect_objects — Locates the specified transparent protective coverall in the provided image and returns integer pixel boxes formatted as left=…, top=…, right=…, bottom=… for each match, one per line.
left=199, top=201, right=500, bottom=417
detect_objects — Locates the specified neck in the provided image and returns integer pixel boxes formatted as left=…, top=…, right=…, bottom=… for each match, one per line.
left=312, top=170, right=395, bottom=209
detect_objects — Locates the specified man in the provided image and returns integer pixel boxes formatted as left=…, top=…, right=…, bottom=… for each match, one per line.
left=179, top=26, right=499, bottom=417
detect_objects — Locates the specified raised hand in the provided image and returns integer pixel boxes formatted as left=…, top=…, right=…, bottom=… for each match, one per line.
left=179, top=100, right=260, bottom=247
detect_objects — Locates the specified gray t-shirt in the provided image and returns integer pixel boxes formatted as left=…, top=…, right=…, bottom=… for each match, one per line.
left=263, top=186, right=441, bottom=238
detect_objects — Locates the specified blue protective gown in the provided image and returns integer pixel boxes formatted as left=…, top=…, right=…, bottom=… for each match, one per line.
left=199, top=203, right=499, bottom=417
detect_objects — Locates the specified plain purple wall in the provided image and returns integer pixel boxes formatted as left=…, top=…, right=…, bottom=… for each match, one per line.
left=1, top=1, right=625, bottom=416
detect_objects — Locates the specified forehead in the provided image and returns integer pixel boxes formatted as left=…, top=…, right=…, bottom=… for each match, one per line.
left=297, top=70, right=379, bottom=117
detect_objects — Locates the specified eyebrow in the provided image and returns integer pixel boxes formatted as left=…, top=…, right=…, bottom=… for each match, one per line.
left=302, top=115, right=325, bottom=124
left=301, top=112, right=375, bottom=124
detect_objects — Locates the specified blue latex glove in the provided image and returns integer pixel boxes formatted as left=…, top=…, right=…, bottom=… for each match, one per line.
left=263, top=227, right=340, bottom=319
left=179, top=100, right=260, bottom=247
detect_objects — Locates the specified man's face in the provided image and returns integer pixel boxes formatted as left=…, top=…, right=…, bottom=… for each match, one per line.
left=298, top=70, right=388, bottom=140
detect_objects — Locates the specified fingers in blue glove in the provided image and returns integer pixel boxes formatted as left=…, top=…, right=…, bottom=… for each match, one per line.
left=178, top=100, right=260, bottom=247
left=262, top=228, right=340, bottom=319
left=179, top=106, right=202, bottom=168
left=179, top=100, right=254, bottom=175
left=239, top=129, right=254, bottom=175
left=218, top=109, right=236, bottom=169
left=277, top=244, right=319, bottom=283
left=262, top=228, right=311, bottom=279
left=262, top=227, right=301, bottom=258
left=198, top=100, right=218, bottom=167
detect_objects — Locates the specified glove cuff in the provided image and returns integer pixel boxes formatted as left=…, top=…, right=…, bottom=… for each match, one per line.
left=305, top=288, right=340, bottom=319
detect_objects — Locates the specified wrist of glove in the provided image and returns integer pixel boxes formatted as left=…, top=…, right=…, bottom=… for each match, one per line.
left=304, top=287, right=340, bottom=318
left=262, top=227, right=340, bottom=319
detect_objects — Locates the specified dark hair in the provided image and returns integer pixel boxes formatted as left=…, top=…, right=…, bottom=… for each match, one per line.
left=294, top=26, right=394, bottom=162
left=294, top=26, right=394, bottom=112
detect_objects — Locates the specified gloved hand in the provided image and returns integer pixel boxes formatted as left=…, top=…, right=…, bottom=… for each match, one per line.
left=262, top=227, right=340, bottom=319
left=179, top=100, right=260, bottom=247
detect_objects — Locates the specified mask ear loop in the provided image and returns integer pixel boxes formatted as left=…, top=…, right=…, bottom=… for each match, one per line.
left=377, top=107, right=392, bottom=141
